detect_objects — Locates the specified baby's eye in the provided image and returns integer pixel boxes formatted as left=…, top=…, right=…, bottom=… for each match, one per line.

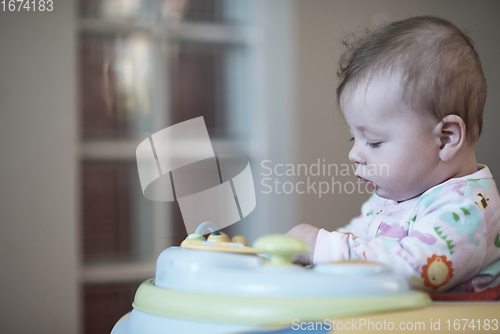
left=367, top=142, right=382, bottom=148
left=349, top=137, right=354, bottom=142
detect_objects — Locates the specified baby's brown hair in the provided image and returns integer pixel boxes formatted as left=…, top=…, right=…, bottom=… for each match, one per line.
left=337, top=16, right=487, bottom=143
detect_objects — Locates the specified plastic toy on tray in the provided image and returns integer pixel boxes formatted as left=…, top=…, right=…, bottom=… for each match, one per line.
left=110, top=222, right=431, bottom=334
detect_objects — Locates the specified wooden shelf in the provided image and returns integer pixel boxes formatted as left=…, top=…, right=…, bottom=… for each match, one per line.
left=77, top=18, right=256, bottom=45
left=80, top=138, right=142, bottom=160
left=79, top=138, right=249, bottom=160
left=81, top=260, right=156, bottom=284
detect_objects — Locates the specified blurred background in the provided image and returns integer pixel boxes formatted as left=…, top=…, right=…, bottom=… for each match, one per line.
left=1, top=0, right=499, bottom=333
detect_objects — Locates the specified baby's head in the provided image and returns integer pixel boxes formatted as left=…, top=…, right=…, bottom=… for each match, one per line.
left=338, top=16, right=487, bottom=201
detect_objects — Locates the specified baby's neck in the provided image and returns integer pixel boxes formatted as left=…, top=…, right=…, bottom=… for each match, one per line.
left=445, top=143, right=478, bottom=179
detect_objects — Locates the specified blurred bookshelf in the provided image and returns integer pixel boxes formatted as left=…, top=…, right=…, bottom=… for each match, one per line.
left=77, top=0, right=259, bottom=333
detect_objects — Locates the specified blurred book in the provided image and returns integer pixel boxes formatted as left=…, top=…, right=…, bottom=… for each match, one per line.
left=82, top=161, right=132, bottom=260
left=84, top=281, right=140, bottom=334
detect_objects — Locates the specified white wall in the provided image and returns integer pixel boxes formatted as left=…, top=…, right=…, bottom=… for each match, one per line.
left=0, top=2, right=79, bottom=334
left=250, top=0, right=299, bottom=237
left=296, top=0, right=500, bottom=231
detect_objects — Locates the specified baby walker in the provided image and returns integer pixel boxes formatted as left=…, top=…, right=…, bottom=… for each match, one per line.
left=110, top=221, right=430, bottom=334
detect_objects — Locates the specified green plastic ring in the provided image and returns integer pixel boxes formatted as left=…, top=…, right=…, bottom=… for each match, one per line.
left=132, top=279, right=431, bottom=324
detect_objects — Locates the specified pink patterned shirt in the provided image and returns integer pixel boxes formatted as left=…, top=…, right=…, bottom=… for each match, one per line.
left=313, top=164, right=500, bottom=292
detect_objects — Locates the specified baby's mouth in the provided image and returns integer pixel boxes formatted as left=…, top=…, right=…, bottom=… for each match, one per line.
left=357, top=176, right=375, bottom=189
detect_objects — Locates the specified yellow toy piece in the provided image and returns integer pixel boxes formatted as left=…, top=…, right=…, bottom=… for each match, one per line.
left=207, top=231, right=230, bottom=243
left=182, top=231, right=256, bottom=255
left=231, top=235, right=248, bottom=246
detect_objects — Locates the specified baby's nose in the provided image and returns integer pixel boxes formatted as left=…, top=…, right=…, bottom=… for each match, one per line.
left=348, top=145, right=366, bottom=165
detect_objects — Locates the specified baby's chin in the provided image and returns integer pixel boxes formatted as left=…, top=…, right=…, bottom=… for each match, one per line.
left=373, top=187, right=419, bottom=202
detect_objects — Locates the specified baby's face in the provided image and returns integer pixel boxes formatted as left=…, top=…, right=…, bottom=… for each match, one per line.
left=342, top=74, right=442, bottom=201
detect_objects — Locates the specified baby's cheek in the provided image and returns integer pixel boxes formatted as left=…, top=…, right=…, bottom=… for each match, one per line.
left=394, top=158, right=422, bottom=182
left=379, top=169, right=412, bottom=198
left=379, top=166, right=405, bottom=187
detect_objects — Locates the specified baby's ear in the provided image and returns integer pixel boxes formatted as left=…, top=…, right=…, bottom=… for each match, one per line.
left=436, top=115, right=466, bottom=161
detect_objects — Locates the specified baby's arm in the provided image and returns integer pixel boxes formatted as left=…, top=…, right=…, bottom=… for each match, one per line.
left=285, top=194, right=381, bottom=263
left=286, top=224, right=320, bottom=263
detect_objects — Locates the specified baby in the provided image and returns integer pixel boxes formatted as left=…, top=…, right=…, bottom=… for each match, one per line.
left=288, top=16, right=500, bottom=293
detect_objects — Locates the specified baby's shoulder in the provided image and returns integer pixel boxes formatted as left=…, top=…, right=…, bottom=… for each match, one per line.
left=415, top=176, right=499, bottom=214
